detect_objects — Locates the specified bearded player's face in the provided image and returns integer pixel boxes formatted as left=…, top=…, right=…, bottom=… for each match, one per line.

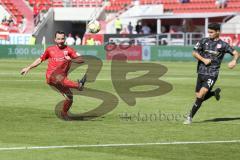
left=55, top=33, right=65, bottom=47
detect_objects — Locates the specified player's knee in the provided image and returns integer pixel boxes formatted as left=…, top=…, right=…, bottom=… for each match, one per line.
left=198, top=88, right=208, bottom=98
left=202, top=88, right=209, bottom=94
left=196, top=92, right=205, bottom=98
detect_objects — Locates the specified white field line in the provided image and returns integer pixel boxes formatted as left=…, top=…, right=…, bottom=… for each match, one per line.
left=0, top=140, right=240, bottom=151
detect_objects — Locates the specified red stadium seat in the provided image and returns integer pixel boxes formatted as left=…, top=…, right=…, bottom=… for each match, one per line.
left=164, top=0, right=240, bottom=14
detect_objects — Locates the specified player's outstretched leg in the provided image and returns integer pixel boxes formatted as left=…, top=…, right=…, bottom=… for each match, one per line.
left=78, top=74, right=87, bottom=91
left=203, top=91, right=214, bottom=101
left=61, top=75, right=87, bottom=91
left=203, top=88, right=221, bottom=101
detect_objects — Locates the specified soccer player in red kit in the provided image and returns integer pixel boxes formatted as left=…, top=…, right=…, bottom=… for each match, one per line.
left=20, top=31, right=86, bottom=120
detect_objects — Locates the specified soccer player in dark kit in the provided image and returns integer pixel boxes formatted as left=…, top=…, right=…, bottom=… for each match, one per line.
left=20, top=31, right=87, bottom=120
left=184, top=23, right=239, bottom=125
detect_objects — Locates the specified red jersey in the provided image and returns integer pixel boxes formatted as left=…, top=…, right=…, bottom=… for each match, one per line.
left=40, top=45, right=80, bottom=81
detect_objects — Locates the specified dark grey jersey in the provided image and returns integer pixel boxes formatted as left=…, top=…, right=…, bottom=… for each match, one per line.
left=193, top=38, right=234, bottom=77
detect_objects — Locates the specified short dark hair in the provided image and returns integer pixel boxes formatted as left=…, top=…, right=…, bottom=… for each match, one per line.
left=208, top=23, right=221, bottom=31
left=55, top=30, right=65, bottom=38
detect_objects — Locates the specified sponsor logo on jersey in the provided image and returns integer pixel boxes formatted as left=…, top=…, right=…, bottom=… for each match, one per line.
left=205, top=50, right=220, bottom=56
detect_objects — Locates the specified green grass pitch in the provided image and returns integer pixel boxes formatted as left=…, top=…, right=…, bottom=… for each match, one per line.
left=0, top=59, right=240, bottom=160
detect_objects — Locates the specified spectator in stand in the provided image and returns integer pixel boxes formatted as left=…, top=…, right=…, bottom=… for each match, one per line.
left=65, top=33, right=75, bottom=46
left=8, top=21, right=19, bottom=33
left=1, top=16, right=7, bottom=23
left=142, top=23, right=151, bottom=34
left=86, top=37, right=95, bottom=45
left=7, top=16, right=14, bottom=24
left=8, top=21, right=14, bottom=28
left=127, top=22, right=133, bottom=34
left=114, top=17, right=122, bottom=34
left=75, top=35, right=82, bottom=45
left=1, top=16, right=16, bottom=28
left=1, top=19, right=8, bottom=25
left=135, top=21, right=142, bottom=34
left=29, top=35, right=36, bottom=45
left=215, top=0, right=227, bottom=9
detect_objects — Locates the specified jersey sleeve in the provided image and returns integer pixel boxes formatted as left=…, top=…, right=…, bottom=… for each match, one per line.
left=68, top=47, right=81, bottom=59
left=224, top=42, right=234, bottom=56
left=193, top=38, right=205, bottom=53
left=40, top=48, right=50, bottom=61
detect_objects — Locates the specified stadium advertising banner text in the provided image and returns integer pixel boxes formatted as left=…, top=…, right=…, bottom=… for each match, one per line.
left=106, top=45, right=142, bottom=61
left=0, top=45, right=238, bottom=61
left=0, top=45, right=106, bottom=59
left=0, top=45, right=44, bottom=58
left=151, top=46, right=194, bottom=61
left=150, top=46, right=233, bottom=61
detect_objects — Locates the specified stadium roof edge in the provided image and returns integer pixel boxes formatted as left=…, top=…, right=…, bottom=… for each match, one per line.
left=121, top=12, right=238, bottom=19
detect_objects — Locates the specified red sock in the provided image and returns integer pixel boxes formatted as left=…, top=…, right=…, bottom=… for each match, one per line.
left=63, top=78, right=79, bottom=89
left=62, top=99, right=73, bottom=113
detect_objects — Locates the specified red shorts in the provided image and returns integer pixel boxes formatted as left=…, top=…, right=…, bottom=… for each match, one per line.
left=46, top=73, right=78, bottom=98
